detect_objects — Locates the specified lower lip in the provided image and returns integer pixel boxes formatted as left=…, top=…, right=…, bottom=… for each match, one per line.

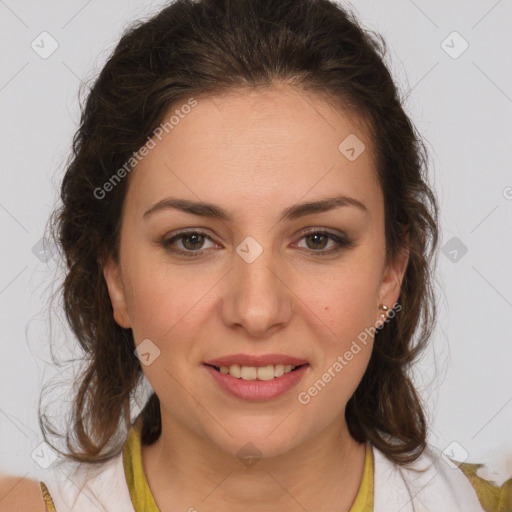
left=203, top=364, right=309, bottom=401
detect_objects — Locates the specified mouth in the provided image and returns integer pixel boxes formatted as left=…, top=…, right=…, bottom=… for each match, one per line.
left=204, top=363, right=308, bottom=381
left=202, top=356, right=310, bottom=401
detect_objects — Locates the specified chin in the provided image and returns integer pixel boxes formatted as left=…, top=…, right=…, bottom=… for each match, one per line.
left=202, top=416, right=308, bottom=462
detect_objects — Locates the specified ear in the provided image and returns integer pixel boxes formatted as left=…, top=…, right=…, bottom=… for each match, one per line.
left=376, top=243, right=409, bottom=320
left=102, top=257, right=132, bottom=329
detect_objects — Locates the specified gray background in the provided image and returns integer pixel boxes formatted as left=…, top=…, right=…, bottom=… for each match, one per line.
left=1, top=0, right=511, bottom=482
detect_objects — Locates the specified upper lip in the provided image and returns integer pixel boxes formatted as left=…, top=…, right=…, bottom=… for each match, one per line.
left=204, top=353, right=309, bottom=367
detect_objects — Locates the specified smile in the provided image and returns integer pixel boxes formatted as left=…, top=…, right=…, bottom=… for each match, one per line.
left=207, top=363, right=303, bottom=380
left=203, top=362, right=310, bottom=401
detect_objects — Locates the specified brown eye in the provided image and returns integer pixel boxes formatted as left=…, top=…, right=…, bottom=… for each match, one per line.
left=303, top=232, right=330, bottom=250
left=161, top=230, right=216, bottom=257
left=179, top=233, right=206, bottom=250
left=160, top=228, right=353, bottom=259
left=296, top=229, right=353, bottom=255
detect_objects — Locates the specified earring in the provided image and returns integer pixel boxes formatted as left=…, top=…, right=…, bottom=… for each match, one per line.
left=378, top=303, right=389, bottom=320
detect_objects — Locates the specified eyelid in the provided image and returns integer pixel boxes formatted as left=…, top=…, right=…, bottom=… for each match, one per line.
left=162, top=226, right=347, bottom=241
left=296, top=226, right=347, bottom=238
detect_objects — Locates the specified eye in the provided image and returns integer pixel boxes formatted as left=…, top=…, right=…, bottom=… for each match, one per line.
left=160, top=228, right=353, bottom=259
left=295, top=228, right=353, bottom=255
left=160, top=229, right=217, bottom=258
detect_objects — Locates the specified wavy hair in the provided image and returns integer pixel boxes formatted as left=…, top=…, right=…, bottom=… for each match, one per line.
left=41, top=0, right=439, bottom=467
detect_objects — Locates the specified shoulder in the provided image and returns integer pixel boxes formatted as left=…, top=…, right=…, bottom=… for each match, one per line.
left=0, top=475, right=46, bottom=512
left=372, top=443, right=508, bottom=511
left=41, top=450, right=135, bottom=512
left=32, top=420, right=143, bottom=512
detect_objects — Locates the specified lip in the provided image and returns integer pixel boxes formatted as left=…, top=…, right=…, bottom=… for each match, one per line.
left=203, top=353, right=309, bottom=367
left=203, top=363, right=309, bottom=401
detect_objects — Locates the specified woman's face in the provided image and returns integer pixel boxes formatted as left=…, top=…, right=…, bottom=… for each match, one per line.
left=103, top=84, right=408, bottom=458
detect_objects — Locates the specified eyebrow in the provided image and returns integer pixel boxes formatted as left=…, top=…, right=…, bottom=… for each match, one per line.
left=143, top=195, right=368, bottom=222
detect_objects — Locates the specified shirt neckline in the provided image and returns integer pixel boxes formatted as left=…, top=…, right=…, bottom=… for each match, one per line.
left=122, top=417, right=373, bottom=512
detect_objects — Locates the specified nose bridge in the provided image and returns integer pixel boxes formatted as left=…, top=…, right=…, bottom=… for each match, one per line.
left=222, top=234, right=294, bottom=335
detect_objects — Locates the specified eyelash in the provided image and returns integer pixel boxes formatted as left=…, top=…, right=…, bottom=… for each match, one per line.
left=160, top=228, right=353, bottom=258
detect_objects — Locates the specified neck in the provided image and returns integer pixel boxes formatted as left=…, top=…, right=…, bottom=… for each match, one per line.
left=140, top=411, right=367, bottom=512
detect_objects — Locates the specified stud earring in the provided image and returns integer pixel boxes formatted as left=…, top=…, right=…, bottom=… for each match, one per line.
left=378, top=303, right=389, bottom=320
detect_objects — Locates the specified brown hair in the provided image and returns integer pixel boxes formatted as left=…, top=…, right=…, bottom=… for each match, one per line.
left=41, top=0, right=439, bottom=467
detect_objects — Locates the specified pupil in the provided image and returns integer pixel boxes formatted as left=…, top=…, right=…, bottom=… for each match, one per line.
left=184, top=234, right=203, bottom=250
left=307, top=233, right=327, bottom=250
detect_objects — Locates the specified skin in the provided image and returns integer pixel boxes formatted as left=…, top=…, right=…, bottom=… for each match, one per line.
left=0, top=476, right=45, bottom=512
left=103, top=83, right=409, bottom=512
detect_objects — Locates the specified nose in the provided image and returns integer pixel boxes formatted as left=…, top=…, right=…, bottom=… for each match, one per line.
left=219, top=243, right=295, bottom=338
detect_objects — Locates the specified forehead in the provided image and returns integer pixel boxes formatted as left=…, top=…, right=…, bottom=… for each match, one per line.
left=124, top=84, right=382, bottom=222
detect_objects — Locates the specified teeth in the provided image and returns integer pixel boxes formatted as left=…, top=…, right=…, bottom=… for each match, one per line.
left=241, top=366, right=257, bottom=380
left=274, top=364, right=285, bottom=377
left=256, top=365, right=275, bottom=381
left=229, top=364, right=241, bottom=378
left=216, top=363, right=300, bottom=380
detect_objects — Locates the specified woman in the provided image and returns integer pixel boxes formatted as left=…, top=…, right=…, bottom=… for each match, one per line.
left=8, top=0, right=511, bottom=510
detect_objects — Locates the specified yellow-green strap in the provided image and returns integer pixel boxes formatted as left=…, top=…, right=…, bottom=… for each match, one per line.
left=123, top=417, right=161, bottom=512
left=349, top=441, right=373, bottom=512
left=40, top=481, right=57, bottom=512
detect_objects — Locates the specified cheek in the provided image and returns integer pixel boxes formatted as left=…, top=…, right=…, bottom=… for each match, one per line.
left=292, top=254, right=381, bottom=403
left=295, top=276, right=376, bottom=414
left=123, top=255, right=217, bottom=350
left=124, top=263, right=213, bottom=402
left=300, top=260, right=382, bottom=341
